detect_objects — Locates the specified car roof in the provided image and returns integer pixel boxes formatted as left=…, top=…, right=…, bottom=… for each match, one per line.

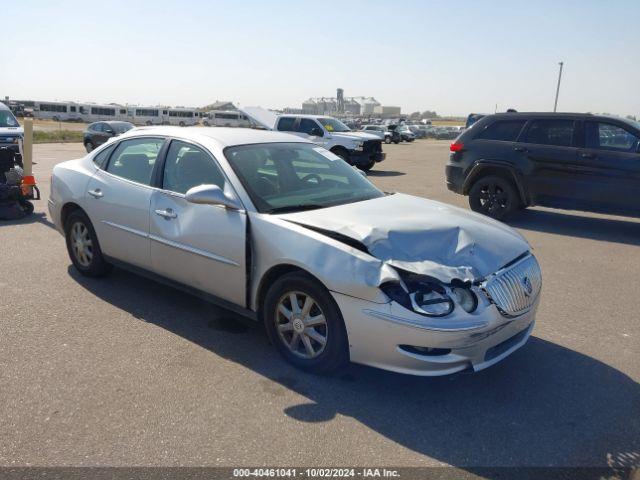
left=118, top=126, right=310, bottom=147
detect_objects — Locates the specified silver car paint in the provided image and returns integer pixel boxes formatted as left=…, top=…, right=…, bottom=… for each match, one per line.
left=50, top=127, right=541, bottom=375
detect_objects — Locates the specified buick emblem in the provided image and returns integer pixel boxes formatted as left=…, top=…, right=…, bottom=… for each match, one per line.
left=522, top=276, right=533, bottom=296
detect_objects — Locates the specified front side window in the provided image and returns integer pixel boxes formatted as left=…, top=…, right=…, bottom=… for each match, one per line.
left=585, top=122, right=639, bottom=152
left=277, top=117, right=296, bottom=132
left=225, top=143, right=384, bottom=213
left=162, top=140, right=226, bottom=194
left=476, top=120, right=526, bottom=142
left=298, top=118, right=321, bottom=135
left=106, top=138, right=164, bottom=185
left=525, top=119, right=575, bottom=147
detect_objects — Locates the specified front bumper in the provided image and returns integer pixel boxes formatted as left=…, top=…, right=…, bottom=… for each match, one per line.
left=332, top=291, right=538, bottom=376
left=349, top=150, right=385, bottom=166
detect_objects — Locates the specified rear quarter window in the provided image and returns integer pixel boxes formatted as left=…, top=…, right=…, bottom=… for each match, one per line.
left=277, top=117, right=296, bottom=132
left=475, top=120, right=526, bottom=142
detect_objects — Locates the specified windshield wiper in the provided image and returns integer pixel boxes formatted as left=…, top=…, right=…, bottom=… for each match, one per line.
left=267, top=204, right=325, bottom=214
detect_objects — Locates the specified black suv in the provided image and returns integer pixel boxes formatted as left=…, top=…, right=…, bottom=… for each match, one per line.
left=446, top=112, right=640, bottom=219
left=83, top=121, right=134, bottom=153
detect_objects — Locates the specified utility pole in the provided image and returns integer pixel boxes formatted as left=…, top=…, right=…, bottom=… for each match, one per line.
left=554, top=61, right=564, bottom=112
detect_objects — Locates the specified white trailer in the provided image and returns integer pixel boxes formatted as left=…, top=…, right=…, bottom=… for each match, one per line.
left=202, top=110, right=250, bottom=127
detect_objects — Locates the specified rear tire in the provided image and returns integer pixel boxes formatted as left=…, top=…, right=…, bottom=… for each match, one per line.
left=468, top=175, right=519, bottom=220
left=65, top=210, right=112, bottom=277
left=85, top=141, right=94, bottom=153
left=263, top=272, right=349, bottom=374
left=384, top=136, right=392, bottom=144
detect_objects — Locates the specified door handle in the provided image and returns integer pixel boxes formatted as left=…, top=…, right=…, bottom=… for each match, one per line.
left=513, top=146, right=528, bottom=153
left=154, top=208, right=177, bottom=219
left=579, top=152, right=596, bottom=159
left=87, top=189, right=103, bottom=198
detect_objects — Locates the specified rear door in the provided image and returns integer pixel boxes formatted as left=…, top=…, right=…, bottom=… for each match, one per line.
left=149, top=139, right=247, bottom=306
left=576, top=120, right=640, bottom=214
left=516, top=118, right=580, bottom=208
left=84, top=137, right=165, bottom=269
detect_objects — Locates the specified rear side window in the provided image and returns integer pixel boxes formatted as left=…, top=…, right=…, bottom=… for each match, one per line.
left=92, top=144, right=115, bottom=168
left=277, top=117, right=296, bottom=132
left=585, top=122, right=639, bottom=152
left=106, top=138, right=164, bottom=185
left=525, top=120, right=575, bottom=147
left=476, top=120, right=526, bottom=142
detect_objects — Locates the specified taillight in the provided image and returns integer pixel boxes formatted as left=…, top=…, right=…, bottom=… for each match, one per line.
left=450, top=142, right=464, bottom=152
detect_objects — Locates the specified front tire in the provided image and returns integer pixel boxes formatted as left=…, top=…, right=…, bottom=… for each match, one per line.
left=384, top=136, right=392, bottom=144
left=264, top=272, right=349, bottom=374
left=85, top=141, right=94, bottom=153
left=468, top=175, right=518, bottom=220
left=65, top=210, right=112, bottom=277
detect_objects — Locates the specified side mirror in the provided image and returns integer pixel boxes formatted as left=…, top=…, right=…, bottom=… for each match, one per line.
left=185, top=184, right=241, bottom=210
left=309, top=127, right=324, bottom=137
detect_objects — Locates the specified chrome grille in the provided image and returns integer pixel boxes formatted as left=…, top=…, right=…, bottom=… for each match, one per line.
left=483, top=254, right=542, bottom=317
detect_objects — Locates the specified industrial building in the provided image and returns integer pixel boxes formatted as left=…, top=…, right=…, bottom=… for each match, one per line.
left=301, top=89, right=399, bottom=118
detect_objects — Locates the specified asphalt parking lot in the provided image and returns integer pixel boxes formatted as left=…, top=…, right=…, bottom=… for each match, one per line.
left=0, top=140, right=638, bottom=471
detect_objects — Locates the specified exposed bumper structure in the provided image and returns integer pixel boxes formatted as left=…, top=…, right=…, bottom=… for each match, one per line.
left=332, top=291, right=539, bottom=376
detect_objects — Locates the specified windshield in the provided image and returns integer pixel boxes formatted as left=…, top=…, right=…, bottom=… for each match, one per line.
left=225, top=143, right=384, bottom=213
left=0, top=110, right=19, bottom=128
left=317, top=118, right=351, bottom=133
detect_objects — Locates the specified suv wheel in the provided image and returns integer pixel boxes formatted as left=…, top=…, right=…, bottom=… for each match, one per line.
left=384, top=136, right=392, bottom=144
left=360, top=160, right=375, bottom=172
left=264, top=272, right=349, bottom=374
left=468, top=175, right=518, bottom=220
left=65, top=210, right=112, bottom=277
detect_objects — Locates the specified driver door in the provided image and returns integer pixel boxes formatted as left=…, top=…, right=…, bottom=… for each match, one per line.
left=149, top=139, right=247, bottom=306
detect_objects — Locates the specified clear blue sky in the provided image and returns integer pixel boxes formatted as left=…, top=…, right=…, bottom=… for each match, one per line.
left=2, top=0, right=639, bottom=116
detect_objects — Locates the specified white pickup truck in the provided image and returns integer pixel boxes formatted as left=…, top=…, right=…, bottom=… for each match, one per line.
left=241, top=107, right=385, bottom=171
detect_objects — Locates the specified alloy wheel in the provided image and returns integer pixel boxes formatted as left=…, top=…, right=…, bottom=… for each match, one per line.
left=275, top=291, right=328, bottom=359
left=478, top=183, right=509, bottom=214
left=70, top=221, right=93, bottom=267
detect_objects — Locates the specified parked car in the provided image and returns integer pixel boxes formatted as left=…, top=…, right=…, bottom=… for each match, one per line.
left=50, top=127, right=541, bottom=376
left=0, top=102, right=23, bottom=153
left=83, top=121, right=134, bottom=153
left=466, top=113, right=486, bottom=129
left=361, top=125, right=398, bottom=144
left=241, top=107, right=384, bottom=171
left=432, top=127, right=454, bottom=140
left=446, top=112, right=640, bottom=219
left=408, top=125, right=426, bottom=139
left=394, top=125, right=416, bottom=142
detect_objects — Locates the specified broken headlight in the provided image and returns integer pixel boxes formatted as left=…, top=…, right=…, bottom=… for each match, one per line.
left=381, top=279, right=477, bottom=317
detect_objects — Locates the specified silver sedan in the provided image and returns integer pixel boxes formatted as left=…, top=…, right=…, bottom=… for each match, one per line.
left=49, top=127, right=541, bottom=375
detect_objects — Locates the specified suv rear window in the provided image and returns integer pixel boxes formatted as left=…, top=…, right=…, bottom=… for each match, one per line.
left=525, top=120, right=575, bottom=147
left=476, top=120, right=526, bottom=142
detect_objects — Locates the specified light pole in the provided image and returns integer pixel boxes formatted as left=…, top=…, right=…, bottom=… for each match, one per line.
left=554, top=61, right=564, bottom=112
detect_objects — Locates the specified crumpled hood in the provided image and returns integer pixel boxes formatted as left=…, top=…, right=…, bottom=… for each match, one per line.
left=279, top=193, right=530, bottom=283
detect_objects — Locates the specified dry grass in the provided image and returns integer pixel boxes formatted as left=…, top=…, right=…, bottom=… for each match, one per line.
left=33, top=130, right=84, bottom=144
